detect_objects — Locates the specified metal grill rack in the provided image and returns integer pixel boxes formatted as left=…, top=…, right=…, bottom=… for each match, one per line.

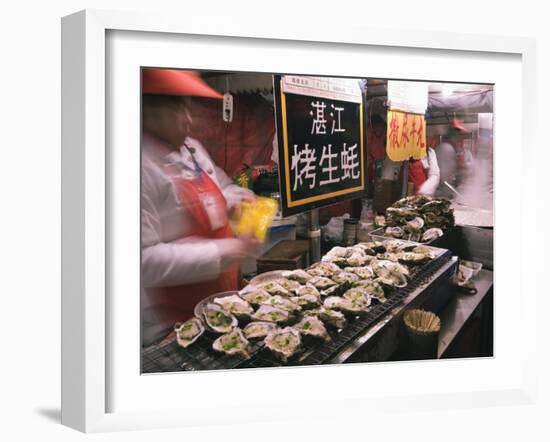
left=141, top=250, right=452, bottom=373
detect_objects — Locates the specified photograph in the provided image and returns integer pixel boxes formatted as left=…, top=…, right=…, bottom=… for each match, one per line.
left=139, top=68, right=494, bottom=373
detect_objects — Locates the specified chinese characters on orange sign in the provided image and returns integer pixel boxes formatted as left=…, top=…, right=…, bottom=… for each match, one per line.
left=386, top=110, right=427, bottom=161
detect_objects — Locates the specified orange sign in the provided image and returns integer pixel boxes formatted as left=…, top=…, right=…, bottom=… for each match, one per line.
left=386, top=110, right=427, bottom=161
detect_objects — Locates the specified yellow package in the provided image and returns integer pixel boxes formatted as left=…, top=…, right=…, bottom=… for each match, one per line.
left=234, top=197, right=278, bottom=242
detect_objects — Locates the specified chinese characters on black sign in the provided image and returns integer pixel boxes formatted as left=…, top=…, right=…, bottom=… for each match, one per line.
left=274, top=75, right=365, bottom=217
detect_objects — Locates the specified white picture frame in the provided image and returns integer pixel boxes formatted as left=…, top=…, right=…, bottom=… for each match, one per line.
left=61, top=9, right=537, bottom=433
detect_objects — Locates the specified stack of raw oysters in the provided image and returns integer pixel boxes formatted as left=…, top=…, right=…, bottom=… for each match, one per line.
left=173, top=239, right=436, bottom=364
left=375, top=195, right=454, bottom=242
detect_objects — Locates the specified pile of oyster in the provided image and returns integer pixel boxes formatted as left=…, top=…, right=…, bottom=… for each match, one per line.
left=375, top=195, right=454, bottom=242
left=173, top=239, right=436, bottom=364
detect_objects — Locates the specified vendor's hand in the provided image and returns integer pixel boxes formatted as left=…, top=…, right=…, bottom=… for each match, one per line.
left=217, top=237, right=263, bottom=269
left=229, top=190, right=257, bottom=219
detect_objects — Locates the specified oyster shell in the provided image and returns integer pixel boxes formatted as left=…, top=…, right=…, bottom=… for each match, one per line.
left=317, top=307, right=347, bottom=329
left=320, top=281, right=352, bottom=298
left=264, top=327, right=302, bottom=362
left=343, top=287, right=372, bottom=306
left=376, top=252, right=401, bottom=262
left=406, top=216, right=425, bottom=231
left=258, top=281, right=292, bottom=297
left=331, top=271, right=360, bottom=285
left=422, top=227, right=444, bottom=242
left=309, top=276, right=337, bottom=290
left=306, top=261, right=340, bottom=277
left=323, top=296, right=344, bottom=310
left=291, top=293, right=321, bottom=310
left=295, top=283, right=320, bottom=298
left=399, top=252, right=431, bottom=265
left=203, top=303, right=238, bottom=333
left=356, top=241, right=386, bottom=254
left=261, top=294, right=302, bottom=312
left=412, top=245, right=435, bottom=259
left=274, top=277, right=302, bottom=293
left=212, top=327, right=251, bottom=358
left=213, top=294, right=254, bottom=319
left=345, top=251, right=368, bottom=267
left=336, top=297, right=371, bottom=315
left=353, top=279, right=386, bottom=300
left=344, top=266, right=375, bottom=279
left=294, top=315, right=330, bottom=341
left=243, top=321, right=278, bottom=340
left=251, top=305, right=290, bottom=323
left=282, top=269, right=312, bottom=284
left=239, top=288, right=273, bottom=307
left=174, top=317, right=205, bottom=349
left=376, top=273, right=407, bottom=289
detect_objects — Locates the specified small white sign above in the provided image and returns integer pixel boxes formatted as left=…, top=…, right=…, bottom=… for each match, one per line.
left=388, top=80, right=428, bottom=114
left=282, top=75, right=362, bottom=103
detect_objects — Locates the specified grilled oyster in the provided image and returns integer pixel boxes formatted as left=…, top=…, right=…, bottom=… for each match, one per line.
left=295, top=283, right=320, bottom=298
left=406, top=216, right=425, bottom=231
left=258, top=281, right=292, bottom=297
left=294, top=315, right=330, bottom=341
left=174, top=317, right=205, bottom=348
left=372, top=259, right=410, bottom=278
left=336, top=297, right=371, bottom=315
left=239, top=288, right=273, bottom=307
left=317, top=307, right=347, bottom=329
left=376, top=252, right=401, bottom=262
left=306, top=261, right=340, bottom=277
left=203, top=303, right=238, bottom=333
left=320, top=281, right=352, bottom=298
left=264, top=327, right=302, bottom=362
left=345, top=251, right=368, bottom=267
left=282, top=269, right=312, bottom=284
left=399, top=252, right=431, bottom=265
left=212, top=327, right=251, bottom=358
left=331, top=271, right=360, bottom=285
left=343, top=287, right=372, bottom=305
left=323, top=296, right=344, bottom=310
left=252, top=305, right=290, bottom=323
left=274, top=277, right=302, bottom=293
left=421, top=227, right=444, bottom=242
left=291, top=293, right=321, bottom=310
left=213, top=294, right=254, bottom=320
left=353, top=279, right=386, bottom=300
left=309, top=276, right=337, bottom=290
left=261, top=294, right=301, bottom=313
left=356, top=241, right=386, bottom=254
left=322, top=246, right=349, bottom=261
left=243, top=321, right=278, bottom=340
left=344, top=266, right=375, bottom=279
left=376, top=273, right=407, bottom=289
left=412, top=245, right=436, bottom=259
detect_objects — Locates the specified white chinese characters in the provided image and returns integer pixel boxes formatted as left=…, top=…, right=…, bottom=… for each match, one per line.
left=291, top=144, right=317, bottom=191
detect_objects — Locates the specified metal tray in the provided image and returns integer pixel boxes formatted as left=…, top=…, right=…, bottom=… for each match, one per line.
left=193, top=290, right=239, bottom=319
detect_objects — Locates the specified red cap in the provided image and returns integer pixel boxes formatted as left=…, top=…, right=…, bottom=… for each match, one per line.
left=450, top=118, right=467, bottom=132
left=142, top=68, right=223, bottom=99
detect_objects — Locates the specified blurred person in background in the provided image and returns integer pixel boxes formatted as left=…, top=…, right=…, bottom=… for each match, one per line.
left=141, top=69, right=260, bottom=347
left=434, top=118, right=467, bottom=198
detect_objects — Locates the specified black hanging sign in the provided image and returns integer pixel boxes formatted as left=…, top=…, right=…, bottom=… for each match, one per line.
left=274, top=75, right=366, bottom=217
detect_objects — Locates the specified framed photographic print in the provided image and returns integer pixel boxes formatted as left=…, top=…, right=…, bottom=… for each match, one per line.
left=61, top=9, right=537, bottom=433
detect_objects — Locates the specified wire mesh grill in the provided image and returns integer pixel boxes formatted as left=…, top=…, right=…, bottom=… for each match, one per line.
left=141, top=250, right=452, bottom=373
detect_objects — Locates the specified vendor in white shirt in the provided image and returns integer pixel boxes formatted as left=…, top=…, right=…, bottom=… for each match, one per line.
left=141, top=68, right=259, bottom=346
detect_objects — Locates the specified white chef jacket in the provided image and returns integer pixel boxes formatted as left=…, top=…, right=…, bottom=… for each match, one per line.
left=141, top=132, right=252, bottom=289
